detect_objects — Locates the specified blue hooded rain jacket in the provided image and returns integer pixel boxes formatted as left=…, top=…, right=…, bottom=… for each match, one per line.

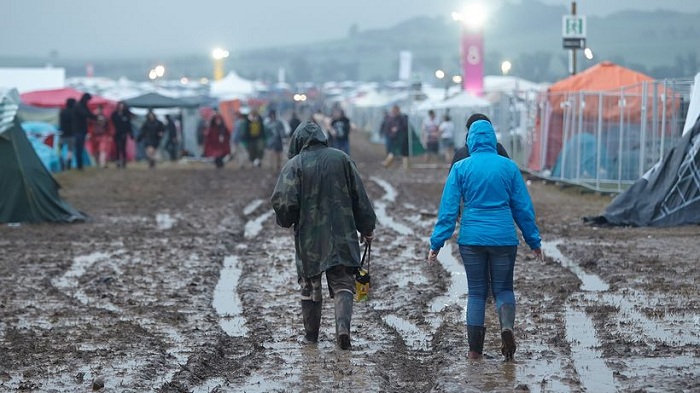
left=430, top=120, right=541, bottom=251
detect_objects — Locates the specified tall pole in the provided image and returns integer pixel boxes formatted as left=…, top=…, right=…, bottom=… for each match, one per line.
left=570, top=1, right=577, bottom=75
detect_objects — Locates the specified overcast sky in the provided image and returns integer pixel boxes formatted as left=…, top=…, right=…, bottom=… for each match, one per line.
left=4, top=0, right=699, bottom=60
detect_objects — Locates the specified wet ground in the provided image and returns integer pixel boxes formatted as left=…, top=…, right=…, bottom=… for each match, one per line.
left=0, top=135, right=698, bottom=392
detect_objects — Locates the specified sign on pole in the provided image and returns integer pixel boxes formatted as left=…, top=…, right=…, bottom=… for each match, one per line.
left=562, top=14, right=586, bottom=49
left=562, top=15, right=586, bottom=37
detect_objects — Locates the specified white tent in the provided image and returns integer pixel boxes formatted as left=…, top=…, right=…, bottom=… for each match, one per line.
left=209, top=71, right=255, bottom=99
left=418, top=91, right=490, bottom=111
left=0, top=67, right=65, bottom=93
left=353, top=90, right=394, bottom=108
left=483, top=75, right=548, bottom=103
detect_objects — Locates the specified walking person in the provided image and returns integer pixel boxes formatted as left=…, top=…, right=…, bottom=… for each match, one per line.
left=288, top=112, right=301, bottom=134
left=381, top=105, right=409, bottom=169
left=90, top=105, right=112, bottom=168
left=164, top=114, right=179, bottom=161
left=439, top=113, right=455, bottom=163
left=428, top=119, right=543, bottom=361
left=203, top=113, right=231, bottom=169
left=72, top=93, right=97, bottom=170
left=271, top=122, right=376, bottom=350
left=242, top=109, right=266, bottom=167
left=265, top=110, right=287, bottom=171
left=138, top=110, right=164, bottom=169
left=421, top=110, right=440, bottom=163
left=58, top=98, right=76, bottom=170
left=111, top=101, right=134, bottom=169
left=329, top=108, right=352, bottom=155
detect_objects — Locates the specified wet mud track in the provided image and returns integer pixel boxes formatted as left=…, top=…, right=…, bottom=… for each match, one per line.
left=0, top=136, right=698, bottom=392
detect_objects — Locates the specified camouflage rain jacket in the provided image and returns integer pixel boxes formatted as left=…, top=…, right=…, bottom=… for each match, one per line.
left=271, top=122, right=376, bottom=278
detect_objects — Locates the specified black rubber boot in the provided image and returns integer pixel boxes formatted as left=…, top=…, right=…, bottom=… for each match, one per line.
left=498, top=303, right=517, bottom=361
left=467, top=325, right=486, bottom=359
left=301, top=300, right=322, bottom=343
left=334, top=291, right=353, bottom=350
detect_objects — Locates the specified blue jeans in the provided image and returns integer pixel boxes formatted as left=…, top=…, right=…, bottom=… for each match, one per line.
left=75, top=133, right=86, bottom=169
left=459, top=245, right=517, bottom=327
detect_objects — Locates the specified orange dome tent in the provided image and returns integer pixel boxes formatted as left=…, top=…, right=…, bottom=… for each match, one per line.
left=527, top=61, right=677, bottom=172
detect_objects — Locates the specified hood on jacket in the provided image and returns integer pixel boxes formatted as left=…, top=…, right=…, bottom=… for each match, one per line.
left=79, top=93, right=92, bottom=105
left=467, top=119, right=497, bottom=155
left=288, top=121, right=328, bottom=159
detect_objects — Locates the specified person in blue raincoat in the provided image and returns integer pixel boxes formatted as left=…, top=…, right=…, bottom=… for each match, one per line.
left=428, top=119, right=543, bottom=362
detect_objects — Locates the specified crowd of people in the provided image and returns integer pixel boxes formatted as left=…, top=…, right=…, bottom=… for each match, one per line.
left=57, top=94, right=180, bottom=170
left=56, top=96, right=365, bottom=172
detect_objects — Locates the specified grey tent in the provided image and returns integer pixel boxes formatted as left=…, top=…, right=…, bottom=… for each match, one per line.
left=0, top=88, right=85, bottom=224
left=585, top=115, right=700, bottom=227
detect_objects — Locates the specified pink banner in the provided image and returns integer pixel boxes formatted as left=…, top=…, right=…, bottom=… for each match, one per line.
left=461, top=29, right=484, bottom=96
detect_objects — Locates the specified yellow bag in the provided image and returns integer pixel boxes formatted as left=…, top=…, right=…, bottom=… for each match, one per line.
left=354, top=242, right=371, bottom=302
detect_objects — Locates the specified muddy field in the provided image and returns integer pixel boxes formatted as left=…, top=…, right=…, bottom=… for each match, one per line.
left=0, top=134, right=698, bottom=393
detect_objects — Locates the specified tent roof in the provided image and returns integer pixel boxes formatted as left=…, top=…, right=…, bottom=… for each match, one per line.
left=124, top=92, right=199, bottom=108
left=20, top=87, right=114, bottom=109
left=549, top=61, right=653, bottom=93
left=430, top=91, right=490, bottom=110
left=209, top=71, right=255, bottom=99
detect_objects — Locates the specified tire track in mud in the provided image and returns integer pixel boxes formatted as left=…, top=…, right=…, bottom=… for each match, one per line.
left=189, top=196, right=394, bottom=392
left=369, top=176, right=586, bottom=392
left=41, top=223, right=215, bottom=391
left=544, top=240, right=700, bottom=392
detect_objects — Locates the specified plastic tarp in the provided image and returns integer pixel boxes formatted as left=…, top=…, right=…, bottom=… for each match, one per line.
left=20, top=87, right=113, bottom=110
left=21, top=121, right=61, bottom=172
left=586, top=116, right=700, bottom=227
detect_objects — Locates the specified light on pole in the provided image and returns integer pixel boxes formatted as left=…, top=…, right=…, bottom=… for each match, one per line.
left=584, top=47, right=593, bottom=60
left=212, top=48, right=230, bottom=81
left=501, top=60, right=512, bottom=75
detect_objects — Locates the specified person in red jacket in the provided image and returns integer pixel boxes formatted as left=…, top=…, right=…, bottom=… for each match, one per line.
left=203, top=113, right=231, bottom=168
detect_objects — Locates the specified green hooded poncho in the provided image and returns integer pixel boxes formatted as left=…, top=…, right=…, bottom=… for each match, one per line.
left=271, top=122, right=376, bottom=278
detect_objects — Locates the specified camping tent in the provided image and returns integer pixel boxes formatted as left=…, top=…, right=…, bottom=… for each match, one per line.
left=551, top=132, right=609, bottom=179
left=20, top=87, right=113, bottom=110
left=586, top=114, right=700, bottom=227
left=209, top=71, right=255, bottom=100
left=527, top=61, right=676, bottom=172
left=0, top=88, right=86, bottom=224
left=586, top=72, right=700, bottom=227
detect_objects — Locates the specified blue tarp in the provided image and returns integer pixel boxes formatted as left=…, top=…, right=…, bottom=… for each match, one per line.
left=21, top=122, right=61, bottom=172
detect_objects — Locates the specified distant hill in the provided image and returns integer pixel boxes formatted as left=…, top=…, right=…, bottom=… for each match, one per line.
left=2, top=0, right=698, bottom=84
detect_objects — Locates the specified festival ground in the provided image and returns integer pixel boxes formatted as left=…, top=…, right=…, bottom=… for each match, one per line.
left=0, top=134, right=697, bottom=392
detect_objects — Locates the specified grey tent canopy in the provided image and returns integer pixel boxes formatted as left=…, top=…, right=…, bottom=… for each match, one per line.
left=124, top=92, right=200, bottom=109
left=0, top=88, right=85, bottom=224
left=585, top=115, right=700, bottom=227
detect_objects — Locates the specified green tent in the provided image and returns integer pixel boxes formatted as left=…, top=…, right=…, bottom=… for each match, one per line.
left=0, top=89, right=85, bottom=224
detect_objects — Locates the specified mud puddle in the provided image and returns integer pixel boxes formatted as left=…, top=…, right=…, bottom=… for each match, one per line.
left=212, top=255, right=249, bottom=337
